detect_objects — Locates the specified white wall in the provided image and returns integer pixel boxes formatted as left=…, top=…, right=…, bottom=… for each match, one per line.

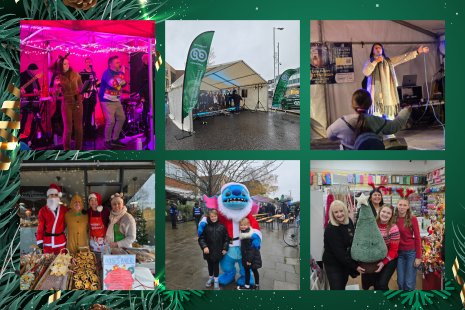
left=310, top=160, right=445, bottom=174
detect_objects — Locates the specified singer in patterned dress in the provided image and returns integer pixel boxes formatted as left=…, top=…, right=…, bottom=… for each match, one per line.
left=362, top=43, right=429, bottom=120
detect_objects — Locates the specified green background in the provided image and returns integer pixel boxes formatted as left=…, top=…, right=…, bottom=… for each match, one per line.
left=3, top=0, right=465, bottom=308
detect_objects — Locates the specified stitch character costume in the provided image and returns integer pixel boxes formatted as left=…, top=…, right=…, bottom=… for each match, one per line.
left=198, top=183, right=262, bottom=286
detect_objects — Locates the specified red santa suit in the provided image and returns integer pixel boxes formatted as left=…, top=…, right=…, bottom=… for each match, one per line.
left=37, top=204, right=68, bottom=254
left=217, top=211, right=261, bottom=247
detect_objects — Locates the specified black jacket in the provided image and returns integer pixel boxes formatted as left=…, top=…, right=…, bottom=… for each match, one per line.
left=240, top=228, right=262, bottom=269
left=198, top=217, right=229, bottom=262
left=355, top=202, right=379, bottom=226
left=20, top=70, right=41, bottom=94
left=295, top=206, right=300, bottom=217
left=281, top=203, right=288, bottom=215
left=323, top=218, right=359, bottom=271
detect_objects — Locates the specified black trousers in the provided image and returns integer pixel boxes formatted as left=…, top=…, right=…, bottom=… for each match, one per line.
left=83, top=92, right=97, bottom=134
left=325, top=263, right=350, bottom=290
left=194, top=215, right=202, bottom=229
left=207, top=261, right=219, bottom=277
left=170, top=213, right=177, bottom=228
left=370, top=258, right=398, bottom=290
left=244, top=268, right=260, bottom=285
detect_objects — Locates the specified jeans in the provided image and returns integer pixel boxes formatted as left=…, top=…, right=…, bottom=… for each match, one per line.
left=100, top=100, right=126, bottom=141
left=234, top=100, right=240, bottom=112
left=397, top=249, right=418, bottom=290
left=371, top=258, right=398, bottom=290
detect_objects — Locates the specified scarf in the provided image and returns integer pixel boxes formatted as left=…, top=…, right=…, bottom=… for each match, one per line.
left=26, top=70, right=39, bottom=91
left=105, top=206, right=128, bottom=244
left=370, top=57, right=400, bottom=117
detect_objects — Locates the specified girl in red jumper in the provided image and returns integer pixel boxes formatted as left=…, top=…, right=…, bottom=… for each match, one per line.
left=393, top=198, right=422, bottom=290
left=372, top=205, right=400, bottom=290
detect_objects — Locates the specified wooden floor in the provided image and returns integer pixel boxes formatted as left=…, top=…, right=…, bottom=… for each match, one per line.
left=347, top=270, right=423, bottom=290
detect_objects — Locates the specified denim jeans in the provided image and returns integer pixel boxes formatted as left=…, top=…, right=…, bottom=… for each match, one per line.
left=397, top=249, right=418, bottom=290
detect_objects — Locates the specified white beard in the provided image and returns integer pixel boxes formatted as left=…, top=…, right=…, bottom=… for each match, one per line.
left=47, top=198, right=60, bottom=211
left=218, top=198, right=253, bottom=223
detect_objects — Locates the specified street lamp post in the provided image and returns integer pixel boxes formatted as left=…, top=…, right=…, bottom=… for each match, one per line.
left=273, top=27, right=284, bottom=92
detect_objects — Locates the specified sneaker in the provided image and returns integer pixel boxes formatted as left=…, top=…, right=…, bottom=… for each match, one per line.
left=104, top=141, right=113, bottom=150
left=252, top=284, right=260, bottom=290
left=214, top=282, right=220, bottom=290
left=111, top=139, right=126, bottom=147
left=236, top=285, right=250, bottom=290
left=206, top=277, right=214, bottom=287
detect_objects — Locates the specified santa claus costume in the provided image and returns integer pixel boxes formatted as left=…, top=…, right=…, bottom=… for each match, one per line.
left=37, top=184, right=69, bottom=254
left=200, top=183, right=262, bottom=286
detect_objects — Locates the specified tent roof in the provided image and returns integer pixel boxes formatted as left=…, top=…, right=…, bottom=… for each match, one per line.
left=21, top=20, right=155, bottom=38
left=21, top=21, right=154, bottom=52
left=171, top=60, right=268, bottom=91
left=402, top=20, right=445, bottom=36
left=252, top=195, right=276, bottom=204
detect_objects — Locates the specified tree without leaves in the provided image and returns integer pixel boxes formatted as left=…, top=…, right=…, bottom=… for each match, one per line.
left=166, top=160, right=284, bottom=197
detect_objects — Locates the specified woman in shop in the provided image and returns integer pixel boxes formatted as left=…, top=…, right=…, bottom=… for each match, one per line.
left=105, top=193, right=137, bottom=248
left=363, top=43, right=429, bottom=119
left=88, top=192, right=111, bottom=253
left=326, top=89, right=411, bottom=150
left=393, top=197, right=422, bottom=290
left=65, top=195, right=89, bottom=254
left=355, top=184, right=384, bottom=290
left=371, top=204, right=400, bottom=290
left=323, top=200, right=365, bottom=290
left=49, top=53, right=84, bottom=150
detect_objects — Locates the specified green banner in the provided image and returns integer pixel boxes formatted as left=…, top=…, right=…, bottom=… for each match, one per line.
left=182, top=31, right=215, bottom=119
left=272, top=69, right=297, bottom=108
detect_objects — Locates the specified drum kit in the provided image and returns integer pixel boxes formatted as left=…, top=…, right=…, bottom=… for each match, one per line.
left=120, top=91, right=144, bottom=136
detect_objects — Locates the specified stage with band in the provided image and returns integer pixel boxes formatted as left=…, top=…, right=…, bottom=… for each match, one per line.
left=20, top=20, right=156, bottom=150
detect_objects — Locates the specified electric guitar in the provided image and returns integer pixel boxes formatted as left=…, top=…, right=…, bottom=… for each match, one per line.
left=21, top=72, right=44, bottom=94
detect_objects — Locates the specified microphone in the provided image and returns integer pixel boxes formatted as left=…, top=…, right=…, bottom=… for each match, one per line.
left=378, top=52, right=383, bottom=62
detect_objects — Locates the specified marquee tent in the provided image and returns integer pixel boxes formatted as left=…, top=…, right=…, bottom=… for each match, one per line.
left=20, top=20, right=155, bottom=145
left=168, top=60, right=268, bottom=132
left=311, top=20, right=445, bottom=138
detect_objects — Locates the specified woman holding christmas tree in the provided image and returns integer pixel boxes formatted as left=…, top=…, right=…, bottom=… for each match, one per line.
left=88, top=192, right=110, bottom=253
left=323, top=200, right=365, bottom=290
left=393, top=197, right=421, bottom=290
left=105, top=193, right=137, bottom=248
left=371, top=204, right=400, bottom=290
left=355, top=183, right=385, bottom=290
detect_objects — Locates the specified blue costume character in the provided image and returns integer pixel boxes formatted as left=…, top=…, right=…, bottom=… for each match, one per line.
left=198, top=183, right=262, bottom=286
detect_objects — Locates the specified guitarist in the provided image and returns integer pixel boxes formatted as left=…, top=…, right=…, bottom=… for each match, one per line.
left=20, top=63, right=41, bottom=134
left=20, top=63, right=41, bottom=96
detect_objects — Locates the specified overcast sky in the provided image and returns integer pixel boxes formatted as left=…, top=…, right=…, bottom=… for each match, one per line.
left=270, top=160, right=300, bottom=201
left=166, top=20, right=300, bottom=81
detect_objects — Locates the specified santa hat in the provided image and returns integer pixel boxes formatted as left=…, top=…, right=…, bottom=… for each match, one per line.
left=88, top=192, right=103, bottom=212
left=25, top=209, right=32, bottom=214
left=47, top=184, right=62, bottom=198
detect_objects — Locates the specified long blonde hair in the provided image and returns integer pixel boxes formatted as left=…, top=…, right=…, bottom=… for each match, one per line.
left=375, top=204, right=395, bottom=234
left=329, top=200, right=349, bottom=226
left=393, top=198, right=413, bottom=230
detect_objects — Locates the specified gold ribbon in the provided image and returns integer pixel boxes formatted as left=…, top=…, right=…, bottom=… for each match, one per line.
left=154, top=38, right=162, bottom=71
left=453, top=257, right=465, bottom=307
left=0, top=84, right=20, bottom=170
left=48, top=290, right=61, bottom=304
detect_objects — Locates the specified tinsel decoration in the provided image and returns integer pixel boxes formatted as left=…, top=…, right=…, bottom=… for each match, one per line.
left=453, top=258, right=465, bottom=307
left=62, top=0, right=98, bottom=10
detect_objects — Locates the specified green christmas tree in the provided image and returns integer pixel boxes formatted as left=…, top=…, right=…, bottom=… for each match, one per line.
left=351, top=194, right=387, bottom=269
left=128, top=205, right=148, bottom=246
